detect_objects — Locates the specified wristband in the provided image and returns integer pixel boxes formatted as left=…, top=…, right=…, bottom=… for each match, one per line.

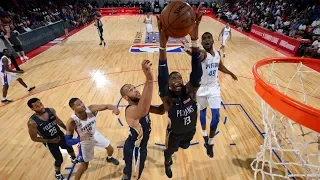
left=191, top=39, right=199, bottom=48
left=159, top=46, right=166, bottom=50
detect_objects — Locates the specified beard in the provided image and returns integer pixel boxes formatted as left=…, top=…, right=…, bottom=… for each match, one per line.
left=129, top=97, right=140, bottom=103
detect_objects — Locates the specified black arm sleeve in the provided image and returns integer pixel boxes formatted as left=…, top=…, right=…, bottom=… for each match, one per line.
left=189, top=51, right=203, bottom=88
left=158, top=60, right=169, bottom=97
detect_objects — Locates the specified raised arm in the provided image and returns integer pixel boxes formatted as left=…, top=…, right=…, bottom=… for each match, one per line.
left=156, top=15, right=170, bottom=101
left=186, top=9, right=203, bottom=94
left=181, top=40, right=207, bottom=61
left=126, top=60, right=154, bottom=120
left=88, top=104, right=120, bottom=116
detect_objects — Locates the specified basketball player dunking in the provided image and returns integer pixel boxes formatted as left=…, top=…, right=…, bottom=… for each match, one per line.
left=182, top=32, right=237, bottom=158
left=156, top=10, right=203, bottom=178
left=144, top=13, right=156, bottom=43
left=120, top=60, right=165, bottom=180
left=27, top=98, right=78, bottom=180
left=65, top=98, right=120, bottom=180
left=94, top=12, right=106, bottom=46
left=1, top=49, right=35, bottom=103
left=218, top=23, right=232, bottom=58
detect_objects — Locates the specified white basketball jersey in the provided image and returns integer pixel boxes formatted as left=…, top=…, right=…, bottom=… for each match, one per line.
left=145, top=17, right=152, bottom=24
left=71, top=107, right=96, bottom=137
left=200, top=49, right=221, bottom=87
left=0, top=56, right=11, bottom=73
left=223, top=27, right=231, bottom=37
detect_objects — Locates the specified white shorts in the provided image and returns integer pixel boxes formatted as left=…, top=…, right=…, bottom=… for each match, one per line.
left=146, top=24, right=153, bottom=33
left=221, top=36, right=228, bottom=46
left=197, top=86, right=221, bottom=110
left=0, top=72, right=18, bottom=86
left=79, top=131, right=110, bottom=162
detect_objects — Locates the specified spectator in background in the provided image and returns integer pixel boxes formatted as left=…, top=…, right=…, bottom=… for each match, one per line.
left=59, top=8, right=69, bottom=37
left=302, top=37, right=320, bottom=58
left=4, top=25, right=29, bottom=61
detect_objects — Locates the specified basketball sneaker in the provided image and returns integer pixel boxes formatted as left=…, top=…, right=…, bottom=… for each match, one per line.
left=1, top=99, right=13, bottom=103
left=204, top=143, right=214, bottom=158
left=55, top=173, right=66, bottom=180
left=106, top=157, right=119, bottom=165
left=164, top=152, right=173, bottom=178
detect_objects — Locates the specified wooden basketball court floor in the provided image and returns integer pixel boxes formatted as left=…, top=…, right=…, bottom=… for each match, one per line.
left=0, top=15, right=319, bottom=180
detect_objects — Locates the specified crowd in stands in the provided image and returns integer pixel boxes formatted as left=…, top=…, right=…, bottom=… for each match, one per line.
left=216, top=0, right=320, bottom=40
left=0, top=0, right=97, bottom=34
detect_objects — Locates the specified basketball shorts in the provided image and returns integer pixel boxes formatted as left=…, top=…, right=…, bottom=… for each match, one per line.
left=45, top=135, right=74, bottom=166
left=146, top=24, right=153, bottom=33
left=221, top=36, right=228, bottom=46
left=78, top=131, right=110, bottom=162
left=0, top=72, right=18, bottom=86
left=123, top=138, right=147, bottom=179
left=197, top=85, right=221, bottom=110
left=166, top=126, right=196, bottom=154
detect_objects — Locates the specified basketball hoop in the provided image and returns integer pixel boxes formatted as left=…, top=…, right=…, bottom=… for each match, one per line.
left=251, top=57, right=320, bottom=179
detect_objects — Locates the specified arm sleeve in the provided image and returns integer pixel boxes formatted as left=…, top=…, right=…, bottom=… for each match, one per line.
left=65, top=135, right=80, bottom=146
left=158, top=60, right=169, bottom=97
left=189, top=51, right=203, bottom=88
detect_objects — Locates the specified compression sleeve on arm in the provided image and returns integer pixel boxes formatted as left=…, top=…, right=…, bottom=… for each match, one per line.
left=65, top=135, right=80, bottom=146
left=190, top=51, right=203, bottom=88
left=158, top=60, right=169, bottom=97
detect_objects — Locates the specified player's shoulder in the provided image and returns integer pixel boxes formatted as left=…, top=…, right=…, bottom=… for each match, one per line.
left=27, top=117, right=37, bottom=127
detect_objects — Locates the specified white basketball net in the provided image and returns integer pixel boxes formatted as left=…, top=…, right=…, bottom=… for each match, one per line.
left=251, top=61, right=320, bottom=179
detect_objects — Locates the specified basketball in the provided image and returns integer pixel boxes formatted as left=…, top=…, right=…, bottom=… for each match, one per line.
left=160, top=0, right=196, bottom=38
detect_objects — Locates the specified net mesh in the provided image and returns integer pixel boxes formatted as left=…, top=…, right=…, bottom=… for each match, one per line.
left=251, top=61, right=320, bottom=180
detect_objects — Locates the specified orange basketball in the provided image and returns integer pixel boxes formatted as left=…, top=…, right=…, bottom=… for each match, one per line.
left=160, top=0, right=196, bottom=38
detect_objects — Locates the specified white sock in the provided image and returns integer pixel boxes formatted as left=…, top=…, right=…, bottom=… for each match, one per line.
left=26, top=87, right=29, bottom=90
left=202, top=130, right=208, bottom=137
left=2, top=97, right=6, bottom=100
left=208, top=138, right=214, bottom=145
left=108, top=156, right=112, bottom=159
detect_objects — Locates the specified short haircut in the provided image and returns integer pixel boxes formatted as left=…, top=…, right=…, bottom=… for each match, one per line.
left=27, top=98, right=40, bottom=108
left=202, top=32, right=213, bottom=39
left=69, top=98, right=79, bottom=108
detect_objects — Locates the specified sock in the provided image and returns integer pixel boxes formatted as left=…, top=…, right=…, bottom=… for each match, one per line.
left=2, top=97, right=6, bottom=100
left=107, top=156, right=112, bottom=159
left=202, top=130, right=208, bottom=137
left=26, top=87, right=29, bottom=90
left=55, top=170, right=61, bottom=174
left=208, top=138, right=214, bottom=145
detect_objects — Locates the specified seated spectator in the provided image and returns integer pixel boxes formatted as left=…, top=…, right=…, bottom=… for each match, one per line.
left=302, top=37, right=320, bottom=57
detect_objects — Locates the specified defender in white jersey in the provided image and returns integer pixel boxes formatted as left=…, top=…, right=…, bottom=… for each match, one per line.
left=182, top=32, right=237, bottom=158
left=65, top=98, right=120, bottom=180
left=218, top=23, right=232, bottom=58
left=144, top=13, right=156, bottom=43
left=0, top=49, right=35, bottom=103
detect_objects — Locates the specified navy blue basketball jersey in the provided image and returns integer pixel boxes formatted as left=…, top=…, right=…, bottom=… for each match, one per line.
left=31, top=108, right=63, bottom=139
left=168, top=86, right=198, bottom=134
left=125, top=105, right=151, bottom=148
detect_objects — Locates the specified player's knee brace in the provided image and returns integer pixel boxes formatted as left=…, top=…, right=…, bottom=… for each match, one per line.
left=200, top=108, right=207, bottom=126
left=210, top=109, right=220, bottom=132
left=55, top=158, right=63, bottom=167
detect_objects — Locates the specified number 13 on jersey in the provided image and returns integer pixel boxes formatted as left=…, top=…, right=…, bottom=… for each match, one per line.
left=184, top=116, right=191, bottom=126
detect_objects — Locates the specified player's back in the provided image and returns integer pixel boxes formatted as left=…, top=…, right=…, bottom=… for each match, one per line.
left=125, top=105, right=151, bottom=147
left=31, top=108, right=64, bottom=139
left=71, top=107, right=97, bottom=137
left=200, top=50, right=220, bottom=87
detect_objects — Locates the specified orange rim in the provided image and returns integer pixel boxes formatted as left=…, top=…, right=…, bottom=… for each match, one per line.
left=252, top=57, right=320, bottom=133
